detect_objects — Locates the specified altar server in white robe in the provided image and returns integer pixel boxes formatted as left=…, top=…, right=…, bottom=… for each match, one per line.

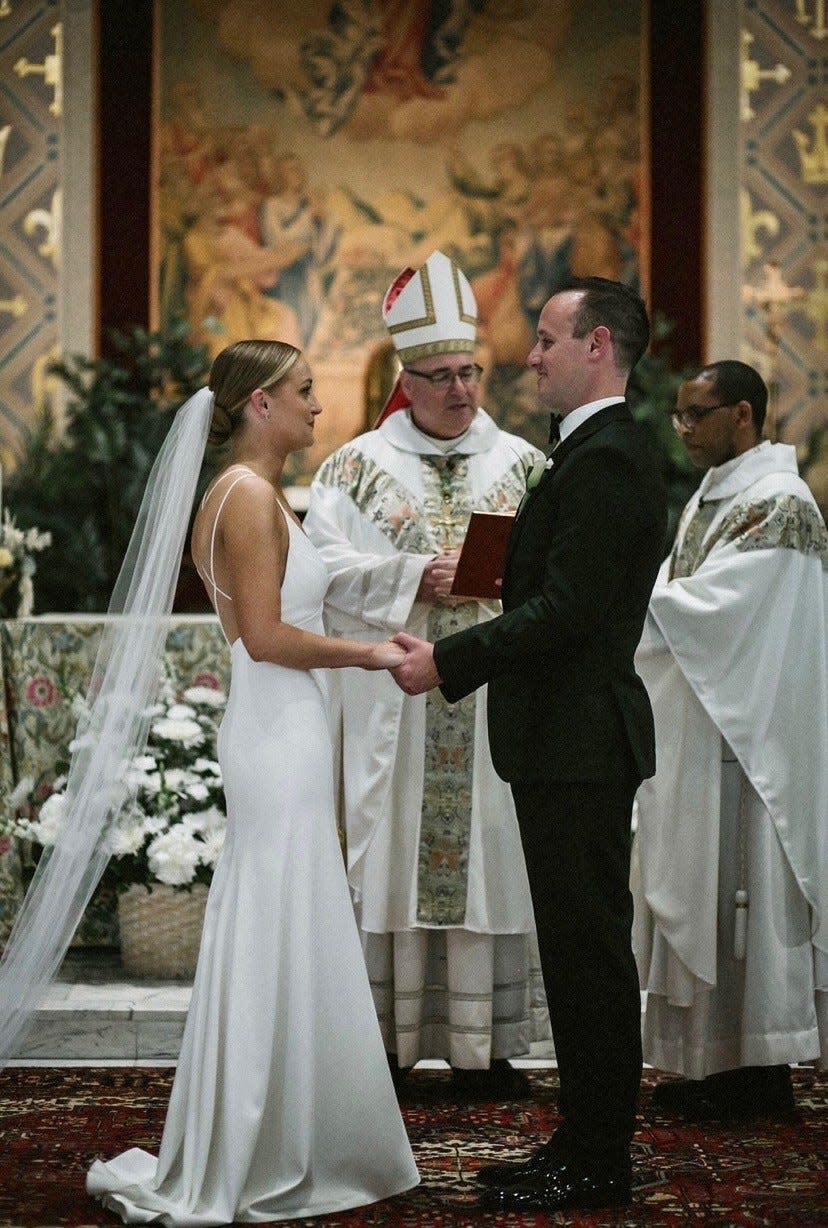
left=304, top=250, right=548, bottom=1095
left=633, top=359, right=828, bottom=1120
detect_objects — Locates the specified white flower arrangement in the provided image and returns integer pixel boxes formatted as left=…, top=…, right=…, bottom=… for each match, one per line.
left=11, top=682, right=228, bottom=893
left=0, top=509, right=52, bottom=617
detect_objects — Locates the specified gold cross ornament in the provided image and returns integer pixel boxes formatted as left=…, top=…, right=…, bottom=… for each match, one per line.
left=14, top=22, right=62, bottom=117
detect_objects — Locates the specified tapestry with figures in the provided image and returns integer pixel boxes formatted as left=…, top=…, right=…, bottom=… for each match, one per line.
left=158, top=0, right=644, bottom=486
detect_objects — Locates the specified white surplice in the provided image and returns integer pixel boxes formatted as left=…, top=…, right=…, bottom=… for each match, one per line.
left=632, top=441, right=828, bottom=1078
left=304, top=408, right=551, bottom=1066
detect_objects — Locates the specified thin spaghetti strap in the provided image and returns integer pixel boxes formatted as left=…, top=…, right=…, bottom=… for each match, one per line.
left=200, top=464, right=258, bottom=509
left=200, top=469, right=257, bottom=605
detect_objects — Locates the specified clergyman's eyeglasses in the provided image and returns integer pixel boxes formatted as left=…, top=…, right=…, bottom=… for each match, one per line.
left=671, top=401, right=733, bottom=431
left=404, top=363, right=484, bottom=388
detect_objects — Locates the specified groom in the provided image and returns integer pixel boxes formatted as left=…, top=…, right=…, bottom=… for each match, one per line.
left=392, top=277, right=667, bottom=1213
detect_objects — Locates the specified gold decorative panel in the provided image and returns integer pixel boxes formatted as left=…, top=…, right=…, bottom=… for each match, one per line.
left=739, top=0, right=827, bottom=503
left=0, top=1, right=62, bottom=460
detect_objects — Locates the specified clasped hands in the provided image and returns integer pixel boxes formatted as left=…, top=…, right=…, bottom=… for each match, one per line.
left=366, top=634, right=439, bottom=693
left=371, top=550, right=462, bottom=693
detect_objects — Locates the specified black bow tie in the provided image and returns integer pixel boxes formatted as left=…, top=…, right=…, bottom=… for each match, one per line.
left=548, top=415, right=562, bottom=450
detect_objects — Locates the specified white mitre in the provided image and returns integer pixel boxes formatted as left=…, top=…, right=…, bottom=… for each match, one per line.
left=383, top=249, right=477, bottom=363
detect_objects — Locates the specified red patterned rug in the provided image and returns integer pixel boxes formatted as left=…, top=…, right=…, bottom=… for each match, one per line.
left=0, top=1066, right=826, bottom=1227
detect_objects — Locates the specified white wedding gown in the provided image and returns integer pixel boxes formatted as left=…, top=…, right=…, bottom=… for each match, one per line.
left=88, top=485, right=419, bottom=1224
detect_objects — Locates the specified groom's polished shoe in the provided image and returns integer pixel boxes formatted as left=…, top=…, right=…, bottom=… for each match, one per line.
left=478, top=1153, right=632, bottom=1213
left=475, top=1135, right=564, bottom=1187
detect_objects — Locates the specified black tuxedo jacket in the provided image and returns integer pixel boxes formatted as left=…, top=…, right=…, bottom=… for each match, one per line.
left=434, top=401, right=667, bottom=784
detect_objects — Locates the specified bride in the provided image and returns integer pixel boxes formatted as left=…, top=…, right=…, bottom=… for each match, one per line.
left=0, top=340, right=419, bottom=1224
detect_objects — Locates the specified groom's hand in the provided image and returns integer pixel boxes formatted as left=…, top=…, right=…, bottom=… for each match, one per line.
left=390, top=632, right=441, bottom=695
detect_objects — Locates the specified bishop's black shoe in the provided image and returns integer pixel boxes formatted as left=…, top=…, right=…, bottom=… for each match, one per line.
left=478, top=1153, right=632, bottom=1214
left=652, top=1065, right=795, bottom=1122
left=450, top=1059, right=531, bottom=1102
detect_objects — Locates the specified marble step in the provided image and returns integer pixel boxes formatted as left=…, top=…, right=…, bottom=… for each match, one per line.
left=17, top=949, right=191, bottom=1062
left=23, top=977, right=192, bottom=1061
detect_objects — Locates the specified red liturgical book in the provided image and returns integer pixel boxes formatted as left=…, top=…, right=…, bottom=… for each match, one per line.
left=450, top=512, right=516, bottom=599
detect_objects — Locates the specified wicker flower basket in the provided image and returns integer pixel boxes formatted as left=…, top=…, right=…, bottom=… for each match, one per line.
left=117, top=883, right=209, bottom=978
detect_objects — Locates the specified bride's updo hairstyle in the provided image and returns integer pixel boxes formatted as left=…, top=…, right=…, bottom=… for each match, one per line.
left=208, top=340, right=301, bottom=445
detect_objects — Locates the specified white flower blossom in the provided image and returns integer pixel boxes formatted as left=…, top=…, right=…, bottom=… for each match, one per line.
left=22, top=793, right=67, bottom=845
left=71, top=694, right=90, bottom=720
left=141, top=814, right=169, bottom=836
left=8, top=775, right=34, bottom=811
left=151, top=717, right=204, bottom=747
left=186, top=805, right=225, bottom=834
left=185, top=782, right=210, bottom=802
left=68, top=733, right=95, bottom=754
left=199, top=828, right=225, bottom=868
left=147, top=827, right=202, bottom=886
left=182, top=686, right=226, bottom=709
left=124, top=767, right=162, bottom=793
left=143, top=702, right=165, bottom=719
left=131, top=755, right=157, bottom=772
left=163, top=768, right=200, bottom=792
left=53, top=774, right=68, bottom=791
left=193, top=758, right=222, bottom=779
left=1, top=518, right=24, bottom=550
left=107, top=815, right=145, bottom=856
left=166, top=703, right=196, bottom=721
left=24, top=526, right=51, bottom=551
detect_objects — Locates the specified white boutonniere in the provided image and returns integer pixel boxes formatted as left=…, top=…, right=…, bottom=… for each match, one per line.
left=525, top=456, right=554, bottom=491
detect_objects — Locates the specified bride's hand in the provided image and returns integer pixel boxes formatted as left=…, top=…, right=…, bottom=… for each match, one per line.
left=363, top=640, right=407, bottom=670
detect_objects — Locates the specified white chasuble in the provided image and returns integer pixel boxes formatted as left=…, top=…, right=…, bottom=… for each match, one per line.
left=633, top=441, right=828, bottom=1078
left=304, top=409, right=551, bottom=1065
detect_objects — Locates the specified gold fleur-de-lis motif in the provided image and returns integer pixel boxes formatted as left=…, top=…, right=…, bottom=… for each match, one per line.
left=740, top=188, right=779, bottom=267
left=796, top=0, right=828, bottom=39
left=740, top=30, right=791, bottom=122
left=31, top=345, right=61, bottom=410
left=0, top=296, right=27, bottom=319
left=799, top=256, right=828, bottom=352
left=13, top=22, right=62, bottom=116
left=0, top=125, right=10, bottom=178
left=793, top=103, right=828, bottom=185
left=23, top=187, right=61, bottom=268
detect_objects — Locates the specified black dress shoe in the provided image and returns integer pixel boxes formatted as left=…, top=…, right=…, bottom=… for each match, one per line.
left=476, top=1137, right=562, bottom=1187
left=652, top=1065, right=795, bottom=1122
left=652, top=1077, right=708, bottom=1113
left=451, top=1059, right=531, bottom=1101
left=478, top=1154, right=632, bottom=1213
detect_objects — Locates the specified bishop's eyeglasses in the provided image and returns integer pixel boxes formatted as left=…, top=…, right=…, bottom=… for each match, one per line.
left=404, top=363, right=484, bottom=387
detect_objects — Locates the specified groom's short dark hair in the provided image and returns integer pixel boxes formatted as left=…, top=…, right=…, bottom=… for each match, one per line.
left=566, top=277, right=650, bottom=376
